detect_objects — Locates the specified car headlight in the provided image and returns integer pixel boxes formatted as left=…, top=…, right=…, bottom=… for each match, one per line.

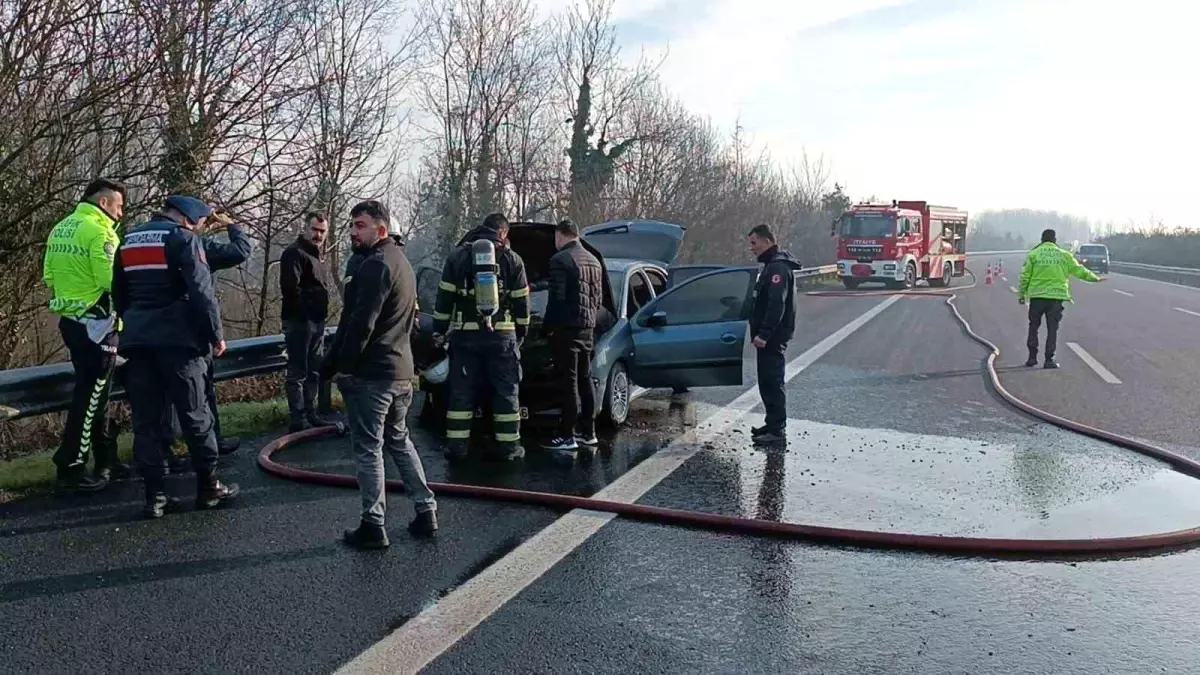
left=422, top=356, right=450, bottom=384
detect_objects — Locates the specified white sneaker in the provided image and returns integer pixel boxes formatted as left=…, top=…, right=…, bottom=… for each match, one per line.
left=575, top=433, right=599, bottom=446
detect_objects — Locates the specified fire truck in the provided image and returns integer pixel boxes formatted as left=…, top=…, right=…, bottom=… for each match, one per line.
left=832, top=200, right=968, bottom=290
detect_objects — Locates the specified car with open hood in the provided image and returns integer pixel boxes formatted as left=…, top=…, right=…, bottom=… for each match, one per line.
left=411, top=219, right=761, bottom=431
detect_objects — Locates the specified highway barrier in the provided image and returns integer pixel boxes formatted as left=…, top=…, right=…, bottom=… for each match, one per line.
left=1109, top=260, right=1200, bottom=288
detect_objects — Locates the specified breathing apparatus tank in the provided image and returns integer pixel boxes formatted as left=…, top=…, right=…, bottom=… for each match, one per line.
left=472, top=238, right=499, bottom=330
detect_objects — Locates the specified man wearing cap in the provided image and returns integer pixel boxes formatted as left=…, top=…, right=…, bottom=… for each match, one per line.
left=160, top=207, right=252, bottom=471
left=112, top=195, right=240, bottom=518
left=42, top=179, right=132, bottom=493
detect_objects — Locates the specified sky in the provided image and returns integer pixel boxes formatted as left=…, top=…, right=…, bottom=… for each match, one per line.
left=537, top=0, right=1199, bottom=227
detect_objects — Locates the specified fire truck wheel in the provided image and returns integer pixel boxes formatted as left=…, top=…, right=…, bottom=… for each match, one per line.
left=841, top=279, right=862, bottom=290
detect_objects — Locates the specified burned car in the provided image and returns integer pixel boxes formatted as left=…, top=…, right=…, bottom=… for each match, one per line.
left=412, top=219, right=760, bottom=431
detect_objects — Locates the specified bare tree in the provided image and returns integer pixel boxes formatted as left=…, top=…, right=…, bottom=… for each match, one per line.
left=555, top=0, right=660, bottom=223
left=415, top=0, right=552, bottom=250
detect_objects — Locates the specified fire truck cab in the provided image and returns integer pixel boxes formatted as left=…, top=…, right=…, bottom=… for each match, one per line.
left=831, top=200, right=968, bottom=290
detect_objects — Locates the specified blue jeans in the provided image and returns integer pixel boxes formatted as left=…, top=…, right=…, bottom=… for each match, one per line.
left=340, top=377, right=436, bottom=525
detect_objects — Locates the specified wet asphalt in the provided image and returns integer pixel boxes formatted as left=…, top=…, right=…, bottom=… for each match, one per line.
left=4, top=276, right=1200, bottom=673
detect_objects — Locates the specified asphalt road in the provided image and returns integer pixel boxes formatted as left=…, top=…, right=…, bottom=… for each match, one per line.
left=3, top=268, right=1200, bottom=674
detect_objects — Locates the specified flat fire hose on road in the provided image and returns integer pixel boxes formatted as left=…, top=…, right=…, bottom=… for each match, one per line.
left=258, top=270, right=1200, bottom=558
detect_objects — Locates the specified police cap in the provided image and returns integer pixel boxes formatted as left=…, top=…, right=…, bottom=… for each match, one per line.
left=164, top=195, right=214, bottom=224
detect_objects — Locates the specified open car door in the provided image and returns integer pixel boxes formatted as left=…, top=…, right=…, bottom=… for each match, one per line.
left=628, top=266, right=758, bottom=389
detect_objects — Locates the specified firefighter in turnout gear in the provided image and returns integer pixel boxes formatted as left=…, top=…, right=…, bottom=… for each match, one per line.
left=432, top=213, right=530, bottom=461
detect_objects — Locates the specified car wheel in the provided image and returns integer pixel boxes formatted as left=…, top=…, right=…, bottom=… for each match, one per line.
left=601, top=361, right=631, bottom=428
left=903, top=262, right=917, bottom=289
left=842, top=279, right=862, bottom=290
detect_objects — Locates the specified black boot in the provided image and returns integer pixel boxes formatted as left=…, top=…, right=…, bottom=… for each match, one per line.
left=343, top=520, right=390, bottom=549
left=196, top=471, right=240, bottom=510
left=218, top=437, right=241, bottom=455
left=56, top=469, right=108, bottom=494
left=444, top=440, right=469, bottom=461
left=95, top=462, right=133, bottom=483
left=143, top=492, right=184, bottom=519
left=1024, top=355, right=1038, bottom=367
left=408, top=510, right=438, bottom=537
left=1044, top=358, right=1060, bottom=369
left=288, top=417, right=311, bottom=433
left=307, top=413, right=336, bottom=428
left=493, top=442, right=525, bottom=461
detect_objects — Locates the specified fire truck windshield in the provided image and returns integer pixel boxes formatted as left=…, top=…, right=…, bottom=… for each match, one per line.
left=840, top=214, right=895, bottom=238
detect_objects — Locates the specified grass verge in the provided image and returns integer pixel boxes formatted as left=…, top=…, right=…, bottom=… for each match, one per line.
left=0, top=399, right=295, bottom=500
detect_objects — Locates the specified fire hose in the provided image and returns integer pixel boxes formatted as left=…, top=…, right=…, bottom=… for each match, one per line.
left=258, top=270, right=1200, bottom=558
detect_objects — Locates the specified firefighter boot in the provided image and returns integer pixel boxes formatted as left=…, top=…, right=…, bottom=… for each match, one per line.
left=494, top=442, right=525, bottom=461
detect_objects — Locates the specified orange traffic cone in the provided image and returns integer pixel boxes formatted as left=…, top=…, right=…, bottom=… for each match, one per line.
left=997, top=259, right=1004, bottom=274
left=985, top=264, right=994, bottom=285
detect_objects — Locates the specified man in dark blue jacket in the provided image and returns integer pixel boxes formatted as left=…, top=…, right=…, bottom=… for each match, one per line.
left=113, top=195, right=240, bottom=518
left=161, top=209, right=252, bottom=471
left=747, top=224, right=802, bottom=444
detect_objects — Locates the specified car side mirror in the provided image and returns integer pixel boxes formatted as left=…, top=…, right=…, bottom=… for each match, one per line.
left=646, top=311, right=668, bottom=328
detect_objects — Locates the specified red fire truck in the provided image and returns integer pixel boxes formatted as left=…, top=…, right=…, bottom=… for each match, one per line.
left=832, top=200, right=968, bottom=290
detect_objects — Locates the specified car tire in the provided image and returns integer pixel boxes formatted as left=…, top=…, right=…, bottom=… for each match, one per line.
left=600, top=361, right=631, bottom=428
left=929, top=262, right=952, bottom=287
left=842, top=279, right=862, bottom=290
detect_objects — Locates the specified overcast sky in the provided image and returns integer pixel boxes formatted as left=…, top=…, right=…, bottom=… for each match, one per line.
left=538, top=0, right=1197, bottom=227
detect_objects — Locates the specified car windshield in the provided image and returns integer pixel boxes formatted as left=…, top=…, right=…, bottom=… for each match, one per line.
left=840, top=215, right=895, bottom=238
left=1079, top=245, right=1107, bottom=255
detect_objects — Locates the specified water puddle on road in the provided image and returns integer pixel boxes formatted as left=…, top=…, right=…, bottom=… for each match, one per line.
left=647, top=409, right=1200, bottom=540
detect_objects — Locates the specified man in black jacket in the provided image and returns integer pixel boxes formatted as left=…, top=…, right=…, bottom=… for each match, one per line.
left=541, top=219, right=604, bottom=452
left=280, top=211, right=333, bottom=431
left=322, top=200, right=436, bottom=549
left=747, top=224, right=802, bottom=444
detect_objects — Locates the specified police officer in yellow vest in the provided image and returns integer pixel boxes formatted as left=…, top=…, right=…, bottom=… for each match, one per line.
left=42, top=179, right=130, bottom=493
left=431, top=213, right=531, bottom=461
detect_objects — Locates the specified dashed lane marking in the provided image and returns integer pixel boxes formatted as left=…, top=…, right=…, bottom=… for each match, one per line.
left=1174, top=307, right=1200, bottom=318
left=1066, top=342, right=1122, bottom=384
left=333, top=295, right=905, bottom=675
left=1113, top=289, right=1134, bottom=297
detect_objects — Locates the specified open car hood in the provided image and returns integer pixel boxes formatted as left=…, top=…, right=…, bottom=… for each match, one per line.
left=580, top=219, right=686, bottom=266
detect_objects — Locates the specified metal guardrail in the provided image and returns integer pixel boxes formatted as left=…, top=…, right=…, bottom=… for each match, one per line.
left=1111, top=261, right=1200, bottom=275
left=1108, top=260, right=1200, bottom=289
left=0, top=331, right=336, bottom=423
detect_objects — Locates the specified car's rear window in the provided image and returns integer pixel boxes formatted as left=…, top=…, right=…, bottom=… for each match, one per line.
left=1079, top=245, right=1107, bottom=255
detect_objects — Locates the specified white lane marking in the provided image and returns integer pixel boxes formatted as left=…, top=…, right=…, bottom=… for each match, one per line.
left=1174, top=307, right=1200, bottom=318
left=1111, top=272, right=1200, bottom=292
left=334, top=296, right=904, bottom=675
left=1009, top=286, right=1018, bottom=294
left=1113, top=289, right=1134, bottom=297
left=1001, top=276, right=1008, bottom=282
left=1065, top=342, right=1122, bottom=384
